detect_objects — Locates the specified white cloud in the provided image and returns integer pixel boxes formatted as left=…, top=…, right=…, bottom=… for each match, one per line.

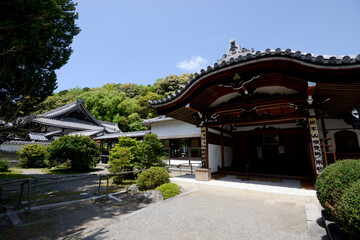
left=176, top=56, right=208, bottom=72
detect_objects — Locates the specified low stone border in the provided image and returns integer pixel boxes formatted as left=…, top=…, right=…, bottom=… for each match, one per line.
left=0, top=190, right=126, bottom=225
left=305, top=204, right=329, bottom=240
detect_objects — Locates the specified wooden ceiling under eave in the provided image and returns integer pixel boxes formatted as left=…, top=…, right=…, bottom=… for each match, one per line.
left=315, top=83, right=360, bottom=118
left=154, top=58, right=360, bottom=125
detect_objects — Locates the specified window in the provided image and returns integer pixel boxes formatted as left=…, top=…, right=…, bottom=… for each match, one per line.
left=163, top=138, right=201, bottom=158
left=170, top=139, right=189, bottom=157
left=335, top=130, right=360, bottom=153
left=190, top=138, right=201, bottom=158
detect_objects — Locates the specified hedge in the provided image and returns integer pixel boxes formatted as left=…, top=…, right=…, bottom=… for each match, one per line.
left=155, top=183, right=180, bottom=199
left=136, top=167, right=169, bottom=190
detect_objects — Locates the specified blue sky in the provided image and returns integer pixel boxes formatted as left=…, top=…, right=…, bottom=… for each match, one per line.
left=55, top=0, right=360, bottom=91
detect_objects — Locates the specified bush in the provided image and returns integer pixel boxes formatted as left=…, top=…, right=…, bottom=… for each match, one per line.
left=316, top=159, right=360, bottom=217
left=155, top=183, right=180, bottom=199
left=109, top=147, right=133, bottom=184
left=139, top=134, right=165, bottom=169
left=45, top=135, right=100, bottom=171
left=136, top=167, right=169, bottom=190
left=17, top=144, right=47, bottom=168
left=114, top=137, right=141, bottom=168
left=0, top=160, right=9, bottom=172
left=109, top=134, right=165, bottom=172
left=337, top=179, right=360, bottom=239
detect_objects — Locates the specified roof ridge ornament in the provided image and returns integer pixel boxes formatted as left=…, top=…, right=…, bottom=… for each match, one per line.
left=217, top=38, right=254, bottom=64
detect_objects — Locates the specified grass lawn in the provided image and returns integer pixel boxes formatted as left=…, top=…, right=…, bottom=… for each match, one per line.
left=41, top=166, right=102, bottom=175
left=0, top=168, right=32, bottom=180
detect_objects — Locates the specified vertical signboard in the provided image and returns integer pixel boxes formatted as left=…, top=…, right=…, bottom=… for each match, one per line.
left=201, top=127, right=207, bottom=168
left=308, top=118, right=324, bottom=174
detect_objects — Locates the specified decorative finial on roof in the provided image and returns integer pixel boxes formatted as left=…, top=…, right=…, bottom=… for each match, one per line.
left=217, top=38, right=254, bottom=64
left=228, top=38, right=240, bottom=55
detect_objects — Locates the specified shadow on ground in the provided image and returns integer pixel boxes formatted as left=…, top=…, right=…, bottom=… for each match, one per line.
left=0, top=194, right=149, bottom=240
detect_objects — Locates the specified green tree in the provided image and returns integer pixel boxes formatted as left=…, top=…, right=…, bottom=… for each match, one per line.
left=156, top=73, right=194, bottom=96
left=139, top=134, right=165, bottom=168
left=109, top=146, right=133, bottom=173
left=18, top=144, right=47, bottom=168
left=0, top=0, right=80, bottom=142
left=114, top=137, right=142, bottom=168
left=45, top=135, right=100, bottom=171
left=127, top=113, right=147, bottom=131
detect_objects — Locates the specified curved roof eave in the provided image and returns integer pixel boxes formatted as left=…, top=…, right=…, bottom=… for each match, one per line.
left=149, top=48, right=360, bottom=108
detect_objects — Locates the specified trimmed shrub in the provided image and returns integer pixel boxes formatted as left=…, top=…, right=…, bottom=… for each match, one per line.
left=46, top=135, right=100, bottom=171
left=18, top=144, right=47, bottom=168
left=315, top=159, right=360, bottom=217
left=155, top=183, right=180, bottom=199
left=139, top=134, right=165, bottom=169
left=337, top=179, right=360, bottom=239
left=136, top=167, right=169, bottom=190
left=109, top=147, right=133, bottom=184
left=0, top=160, right=9, bottom=172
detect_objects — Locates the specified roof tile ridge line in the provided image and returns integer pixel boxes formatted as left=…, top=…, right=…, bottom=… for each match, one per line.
left=39, top=100, right=78, bottom=117
left=32, top=117, right=105, bottom=130
left=150, top=49, right=360, bottom=106
left=77, top=100, right=104, bottom=127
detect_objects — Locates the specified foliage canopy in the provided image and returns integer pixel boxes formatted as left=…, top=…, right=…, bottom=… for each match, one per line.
left=31, top=73, right=193, bottom=132
left=136, top=167, right=170, bottom=190
left=109, top=134, right=164, bottom=174
left=17, top=143, right=47, bottom=168
left=0, top=0, right=80, bottom=141
left=45, top=135, right=100, bottom=171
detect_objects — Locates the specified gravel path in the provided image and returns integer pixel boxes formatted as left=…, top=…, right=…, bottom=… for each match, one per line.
left=82, top=189, right=309, bottom=240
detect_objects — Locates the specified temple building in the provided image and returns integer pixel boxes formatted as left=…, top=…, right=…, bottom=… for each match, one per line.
left=148, top=39, right=360, bottom=179
left=25, top=99, right=121, bottom=141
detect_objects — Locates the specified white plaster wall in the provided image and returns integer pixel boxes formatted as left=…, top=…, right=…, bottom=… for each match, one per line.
left=0, top=141, right=50, bottom=153
left=208, top=128, right=232, bottom=138
left=208, top=144, right=221, bottom=173
left=224, top=146, right=233, bottom=167
left=321, top=118, right=360, bottom=152
left=150, top=120, right=201, bottom=139
left=0, top=143, right=24, bottom=153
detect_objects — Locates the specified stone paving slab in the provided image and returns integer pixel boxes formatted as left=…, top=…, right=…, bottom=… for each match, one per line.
left=170, top=175, right=317, bottom=203
left=80, top=189, right=310, bottom=240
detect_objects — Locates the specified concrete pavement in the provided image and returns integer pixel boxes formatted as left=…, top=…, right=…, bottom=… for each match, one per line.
left=80, top=189, right=312, bottom=240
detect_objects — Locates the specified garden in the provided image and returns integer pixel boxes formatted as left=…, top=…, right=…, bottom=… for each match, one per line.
left=0, top=134, right=181, bottom=214
left=316, top=159, right=360, bottom=239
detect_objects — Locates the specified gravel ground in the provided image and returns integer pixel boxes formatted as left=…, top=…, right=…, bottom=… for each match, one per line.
left=81, top=189, right=309, bottom=240
left=0, top=194, right=149, bottom=240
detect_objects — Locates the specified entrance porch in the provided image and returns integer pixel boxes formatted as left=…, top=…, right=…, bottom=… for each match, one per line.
left=206, top=122, right=315, bottom=180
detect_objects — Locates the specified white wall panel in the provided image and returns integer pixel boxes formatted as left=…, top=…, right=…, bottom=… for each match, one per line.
left=150, top=120, right=201, bottom=139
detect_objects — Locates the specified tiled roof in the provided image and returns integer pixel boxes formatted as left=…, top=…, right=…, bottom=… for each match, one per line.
left=28, top=133, right=48, bottom=141
left=93, top=130, right=151, bottom=140
left=32, top=117, right=105, bottom=131
left=4, top=141, right=51, bottom=145
left=142, top=116, right=174, bottom=125
left=31, top=99, right=121, bottom=133
left=43, top=129, right=63, bottom=137
left=98, top=120, right=121, bottom=133
left=149, top=40, right=360, bottom=107
left=68, top=129, right=104, bottom=137
left=40, top=100, right=81, bottom=118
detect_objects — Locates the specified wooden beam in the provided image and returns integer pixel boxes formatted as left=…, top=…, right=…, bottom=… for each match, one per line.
left=206, top=115, right=306, bottom=128
left=220, top=129, right=224, bottom=170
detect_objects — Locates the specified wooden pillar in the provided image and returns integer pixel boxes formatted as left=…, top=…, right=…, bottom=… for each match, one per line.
left=201, top=127, right=208, bottom=168
left=220, top=129, right=224, bottom=170
left=308, top=117, right=324, bottom=176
